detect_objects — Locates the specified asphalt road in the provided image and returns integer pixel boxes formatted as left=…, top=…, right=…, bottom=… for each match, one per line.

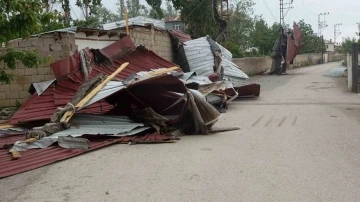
left=2, top=62, right=360, bottom=202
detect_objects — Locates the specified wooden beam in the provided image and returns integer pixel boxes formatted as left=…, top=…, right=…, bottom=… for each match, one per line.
left=125, top=8, right=129, bottom=36
left=60, top=62, right=129, bottom=123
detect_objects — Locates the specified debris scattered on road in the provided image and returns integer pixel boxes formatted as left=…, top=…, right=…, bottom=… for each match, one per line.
left=0, top=36, right=257, bottom=178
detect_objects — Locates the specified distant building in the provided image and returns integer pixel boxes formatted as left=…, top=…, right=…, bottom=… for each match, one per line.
left=165, top=15, right=185, bottom=31
left=324, top=39, right=335, bottom=52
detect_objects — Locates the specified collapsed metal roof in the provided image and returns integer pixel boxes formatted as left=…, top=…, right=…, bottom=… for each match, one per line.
left=10, top=36, right=178, bottom=124
left=182, top=37, right=249, bottom=87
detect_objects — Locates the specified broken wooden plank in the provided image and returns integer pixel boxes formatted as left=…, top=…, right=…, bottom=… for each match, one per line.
left=60, top=62, right=129, bottom=123
left=11, top=151, right=21, bottom=160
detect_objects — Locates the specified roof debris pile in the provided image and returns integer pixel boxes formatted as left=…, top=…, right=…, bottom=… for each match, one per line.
left=0, top=36, right=246, bottom=178
left=169, top=35, right=261, bottom=109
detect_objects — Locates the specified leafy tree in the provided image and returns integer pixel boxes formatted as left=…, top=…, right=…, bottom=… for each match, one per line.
left=172, top=0, right=217, bottom=38
left=42, top=0, right=71, bottom=27
left=40, top=10, right=68, bottom=32
left=126, top=0, right=143, bottom=18
left=163, top=1, right=178, bottom=18
left=228, top=1, right=255, bottom=50
left=73, top=5, right=119, bottom=28
left=340, top=38, right=360, bottom=54
left=250, top=17, right=274, bottom=55
left=116, top=0, right=125, bottom=20
left=145, top=0, right=164, bottom=19
left=0, top=0, right=55, bottom=83
left=73, top=0, right=102, bottom=27
left=297, top=19, right=324, bottom=53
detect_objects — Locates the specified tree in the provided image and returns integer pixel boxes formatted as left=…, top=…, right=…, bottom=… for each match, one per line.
left=116, top=0, right=125, bottom=20
left=73, top=6, right=119, bottom=28
left=126, top=0, right=142, bottom=18
left=250, top=18, right=274, bottom=55
left=42, top=0, right=71, bottom=27
left=75, top=0, right=102, bottom=21
left=340, top=38, right=360, bottom=54
left=145, top=0, right=164, bottom=19
left=297, top=19, right=323, bottom=53
left=0, top=0, right=55, bottom=83
left=172, top=0, right=217, bottom=38
left=163, top=1, right=178, bottom=18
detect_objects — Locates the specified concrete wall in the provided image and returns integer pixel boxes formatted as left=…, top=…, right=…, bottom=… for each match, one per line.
left=232, top=53, right=343, bottom=75
left=128, top=26, right=173, bottom=62
left=347, top=54, right=352, bottom=91
left=0, top=33, right=76, bottom=107
left=232, top=56, right=272, bottom=75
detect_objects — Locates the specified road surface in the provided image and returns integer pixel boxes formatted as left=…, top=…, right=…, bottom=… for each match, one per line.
left=1, top=62, right=360, bottom=202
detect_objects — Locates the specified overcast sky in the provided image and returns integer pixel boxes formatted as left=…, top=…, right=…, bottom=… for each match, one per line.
left=68, top=0, right=360, bottom=43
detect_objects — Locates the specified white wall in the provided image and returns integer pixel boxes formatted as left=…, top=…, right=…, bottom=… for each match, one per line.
left=347, top=54, right=352, bottom=91
left=75, top=32, right=120, bottom=50
left=326, top=43, right=335, bottom=52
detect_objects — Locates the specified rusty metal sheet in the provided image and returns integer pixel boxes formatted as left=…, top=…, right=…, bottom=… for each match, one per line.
left=169, top=30, right=192, bottom=42
left=0, top=133, right=175, bottom=178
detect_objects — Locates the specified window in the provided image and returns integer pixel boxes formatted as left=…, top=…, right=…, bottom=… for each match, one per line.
left=173, top=24, right=180, bottom=30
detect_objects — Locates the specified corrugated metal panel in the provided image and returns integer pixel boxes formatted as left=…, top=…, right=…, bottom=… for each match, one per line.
left=183, top=37, right=215, bottom=76
left=216, top=41, right=233, bottom=61
left=0, top=133, right=174, bottom=178
left=183, top=37, right=249, bottom=85
left=103, top=16, right=165, bottom=30
left=29, top=79, right=56, bottom=95
left=48, top=114, right=149, bottom=138
left=80, top=81, right=125, bottom=110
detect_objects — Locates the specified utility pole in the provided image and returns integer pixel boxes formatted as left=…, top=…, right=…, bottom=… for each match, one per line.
left=318, top=12, right=329, bottom=37
left=280, top=0, right=293, bottom=27
left=334, top=23, right=342, bottom=44
left=356, top=22, right=360, bottom=40
left=321, top=35, right=324, bottom=64
left=220, top=0, right=230, bottom=42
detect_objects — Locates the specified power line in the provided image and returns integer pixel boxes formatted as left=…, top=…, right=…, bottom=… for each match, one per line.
left=183, top=0, right=206, bottom=20
left=69, top=4, right=80, bottom=20
left=260, top=0, right=277, bottom=22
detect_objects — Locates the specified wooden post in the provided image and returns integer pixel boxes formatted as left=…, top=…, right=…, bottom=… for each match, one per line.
left=124, top=8, right=129, bottom=36
left=352, top=43, right=359, bottom=93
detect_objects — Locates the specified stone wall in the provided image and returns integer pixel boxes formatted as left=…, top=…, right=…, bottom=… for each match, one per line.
left=0, top=32, right=77, bottom=107
left=128, top=26, right=173, bottom=62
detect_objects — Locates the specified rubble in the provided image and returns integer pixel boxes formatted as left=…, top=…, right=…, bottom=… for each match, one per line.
left=0, top=35, right=250, bottom=178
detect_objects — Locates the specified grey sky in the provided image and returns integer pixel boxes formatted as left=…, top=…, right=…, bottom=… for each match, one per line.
left=69, top=0, right=360, bottom=42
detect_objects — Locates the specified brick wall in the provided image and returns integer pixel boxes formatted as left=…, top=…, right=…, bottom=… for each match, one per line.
left=0, top=32, right=77, bottom=107
left=128, top=27, right=173, bottom=62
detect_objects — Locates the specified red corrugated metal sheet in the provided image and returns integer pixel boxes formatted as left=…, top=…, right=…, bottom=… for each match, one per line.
left=169, top=30, right=192, bottom=43
left=10, top=36, right=178, bottom=124
left=0, top=133, right=175, bottom=178
left=287, top=22, right=303, bottom=63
